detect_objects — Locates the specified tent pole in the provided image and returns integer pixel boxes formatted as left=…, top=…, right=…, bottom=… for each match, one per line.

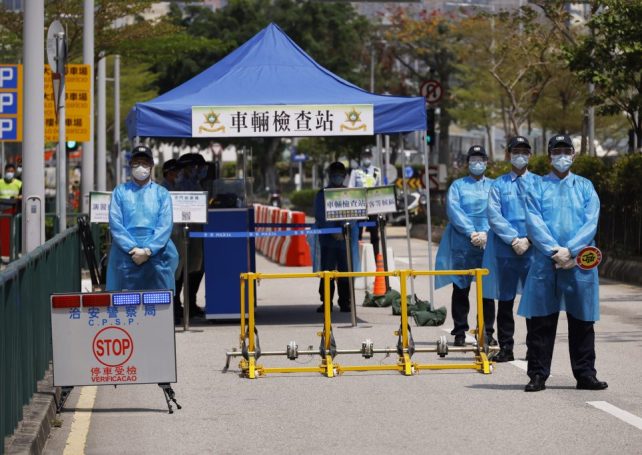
left=400, top=134, right=415, bottom=299
left=422, top=130, right=434, bottom=306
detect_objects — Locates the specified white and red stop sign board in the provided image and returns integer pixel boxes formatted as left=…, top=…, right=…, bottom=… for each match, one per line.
left=93, top=327, right=134, bottom=367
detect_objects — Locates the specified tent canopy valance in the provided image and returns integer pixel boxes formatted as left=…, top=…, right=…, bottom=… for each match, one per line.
left=126, top=23, right=426, bottom=139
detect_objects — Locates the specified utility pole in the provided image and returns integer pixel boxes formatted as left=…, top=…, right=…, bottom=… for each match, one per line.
left=114, top=55, right=121, bottom=186
left=97, top=52, right=106, bottom=191
left=22, top=0, right=45, bottom=252
left=81, top=0, right=94, bottom=211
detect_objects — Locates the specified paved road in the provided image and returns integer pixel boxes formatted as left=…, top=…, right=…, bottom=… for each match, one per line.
left=43, top=229, right=642, bottom=454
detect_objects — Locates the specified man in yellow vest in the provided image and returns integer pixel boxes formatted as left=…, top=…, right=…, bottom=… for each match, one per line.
left=0, top=163, right=22, bottom=202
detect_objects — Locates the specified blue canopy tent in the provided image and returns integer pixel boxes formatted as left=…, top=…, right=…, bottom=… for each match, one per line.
left=126, top=23, right=426, bottom=138
left=124, top=23, right=429, bottom=321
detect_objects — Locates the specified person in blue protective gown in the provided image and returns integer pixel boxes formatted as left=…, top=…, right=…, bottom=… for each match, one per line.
left=435, top=145, right=496, bottom=347
left=518, top=134, right=607, bottom=392
left=482, top=136, right=541, bottom=362
left=106, top=145, right=179, bottom=293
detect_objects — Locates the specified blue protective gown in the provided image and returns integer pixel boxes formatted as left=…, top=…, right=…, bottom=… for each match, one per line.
left=482, top=171, right=541, bottom=300
left=106, top=181, right=179, bottom=292
left=435, top=175, right=493, bottom=289
left=517, top=172, right=600, bottom=321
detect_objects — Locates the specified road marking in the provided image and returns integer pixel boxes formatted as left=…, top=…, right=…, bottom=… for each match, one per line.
left=587, top=401, right=642, bottom=430
left=63, top=386, right=98, bottom=455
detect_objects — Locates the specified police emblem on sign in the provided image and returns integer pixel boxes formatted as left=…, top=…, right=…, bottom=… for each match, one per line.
left=576, top=246, right=602, bottom=270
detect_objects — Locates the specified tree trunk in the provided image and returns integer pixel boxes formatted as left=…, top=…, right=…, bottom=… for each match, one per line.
left=264, top=138, right=280, bottom=191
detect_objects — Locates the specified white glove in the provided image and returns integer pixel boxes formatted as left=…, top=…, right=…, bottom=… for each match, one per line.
left=511, top=237, right=530, bottom=255
left=470, top=232, right=482, bottom=247
left=560, top=258, right=576, bottom=270
left=551, top=247, right=572, bottom=265
left=477, top=232, right=487, bottom=249
left=129, top=247, right=151, bottom=266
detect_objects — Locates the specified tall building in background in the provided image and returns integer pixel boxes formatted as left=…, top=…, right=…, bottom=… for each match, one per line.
left=1, top=0, right=22, bottom=11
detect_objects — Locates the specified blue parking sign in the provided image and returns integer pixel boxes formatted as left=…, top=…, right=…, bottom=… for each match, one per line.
left=0, top=118, right=18, bottom=140
left=0, top=92, right=18, bottom=114
left=0, top=66, right=18, bottom=89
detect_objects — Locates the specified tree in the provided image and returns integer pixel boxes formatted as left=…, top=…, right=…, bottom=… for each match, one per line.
left=386, top=8, right=460, bottom=165
left=565, top=0, right=642, bottom=152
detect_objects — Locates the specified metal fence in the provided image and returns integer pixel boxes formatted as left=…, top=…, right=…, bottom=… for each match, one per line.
left=1, top=226, right=81, bottom=453
left=597, top=195, right=642, bottom=258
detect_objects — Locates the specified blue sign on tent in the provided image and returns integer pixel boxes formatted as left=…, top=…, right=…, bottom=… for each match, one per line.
left=404, top=166, right=414, bottom=178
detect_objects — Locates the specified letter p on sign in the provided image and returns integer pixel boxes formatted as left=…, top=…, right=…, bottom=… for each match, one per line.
left=0, top=67, right=17, bottom=89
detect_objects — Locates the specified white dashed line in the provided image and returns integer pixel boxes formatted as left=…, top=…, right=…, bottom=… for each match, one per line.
left=587, top=401, right=642, bottom=430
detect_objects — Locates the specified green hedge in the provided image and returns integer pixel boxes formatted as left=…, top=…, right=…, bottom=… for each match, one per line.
left=289, top=188, right=317, bottom=212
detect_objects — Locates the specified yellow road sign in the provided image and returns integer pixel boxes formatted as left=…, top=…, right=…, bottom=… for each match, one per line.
left=44, top=64, right=91, bottom=142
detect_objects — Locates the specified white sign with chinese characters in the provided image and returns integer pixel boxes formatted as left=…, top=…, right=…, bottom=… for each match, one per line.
left=170, top=191, right=208, bottom=224
left=50, top=291, right=176, bottom=386
left=324, top=187, right=368, bottom=221
left=192, top=104, right=373, bottom=138
left=367, top=186, right=398, bottom=215
left=89, top=191, right=111, bottom=223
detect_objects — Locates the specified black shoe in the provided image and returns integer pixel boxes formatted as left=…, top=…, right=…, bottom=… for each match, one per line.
left=339, top=306, right=351, bottom=313
left=486, top=335, right=498, bottom=347
left=189, top=306, right=205, bottom=318
left=525, top=374, right=546, bottom=392
left=576, top=376, right=608, bottom=390
left=454, top=335, right=466, bottom=346
left=316, top=304, right=333, bottom=313
left=494, top=348, right=514, bottom=363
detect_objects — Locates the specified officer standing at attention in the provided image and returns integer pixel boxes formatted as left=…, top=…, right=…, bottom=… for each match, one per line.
left=482, top=136, right=541, bottom=362
left=0, top=163, right=22, bottom=201
left=348, top=148, right=382, bottom=255
left=106, top=145, right=179, bottom=293
left=435, top=146, right=496, bottom=347
left=519, top=134, right=607, bottom=392
left=314, top=162, right=352, bottom=313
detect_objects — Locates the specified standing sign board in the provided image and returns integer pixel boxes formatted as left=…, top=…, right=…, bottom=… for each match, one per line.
left=324, top=187, right=368, bottom=221
left=44, top=64, right=91, bottom=142
left=170, top=191, right=208, bottom=224
left=89, top=190, right=208, bottom=224
left=0, top=64, right=22, bottom=142
left=51, top=290, right=176, bottom=386
left=366, top=186, right=398, bottom=215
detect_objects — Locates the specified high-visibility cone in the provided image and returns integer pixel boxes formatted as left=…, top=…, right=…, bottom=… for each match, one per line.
left=373, top=253, right=387, bottom=296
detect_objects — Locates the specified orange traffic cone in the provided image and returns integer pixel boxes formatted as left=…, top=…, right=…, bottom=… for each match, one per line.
left=373, top=253, right=387, bottom=296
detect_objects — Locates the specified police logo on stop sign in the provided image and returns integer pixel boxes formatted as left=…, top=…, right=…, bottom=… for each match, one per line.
left=92, top=326, right=134, bottom=367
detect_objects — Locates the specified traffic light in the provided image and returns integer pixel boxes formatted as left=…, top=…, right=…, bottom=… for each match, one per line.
left=66, top=140, right=78, bottom=152
left=426, top=108, right=436, bottom=145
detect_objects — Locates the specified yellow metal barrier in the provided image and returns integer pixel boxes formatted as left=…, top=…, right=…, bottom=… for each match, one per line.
left=232, top=268, right=493, bottom=379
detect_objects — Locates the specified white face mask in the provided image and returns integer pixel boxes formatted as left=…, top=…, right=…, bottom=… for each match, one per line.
left=362, top=159, right=372, bottom=167
left=469, top=161, right=487, bottom=176
left=5, top=172, right=14, bottom=180
left=511, top=154, right=529, bottom=170
left=551, top=155, right=573, bottom=173
left=132, top=165, right=151, bottom=181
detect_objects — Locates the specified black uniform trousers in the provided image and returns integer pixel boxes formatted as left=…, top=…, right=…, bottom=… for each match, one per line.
left=318, top=243, right=350, bottom=310
left=496, top=298, right=516, bottom=350
left=450, top=284, right=496, bottom=339
left=526, top=312, right=596, bottom=380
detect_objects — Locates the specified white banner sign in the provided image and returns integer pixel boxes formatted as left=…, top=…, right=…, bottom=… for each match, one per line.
left=192, top=104, right=373, bottom=138
left=367, top=186, right=398, bottom=215
left=89, top=190, right=208, bottom=224
left=324, top=187, right=368, bottom=221
left=89, top=191, right=111, bottom=223
left=51, top=290, right=176, bottom=386
left=170, top=191, right=208, bottom=224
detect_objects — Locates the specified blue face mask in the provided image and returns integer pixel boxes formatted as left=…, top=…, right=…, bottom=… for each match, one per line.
left=551, top=155, right=573, bottom=173
left=329, top=174, right=345, bottom=186
left=469, top=161, right=487, bottom=176
left=511, top=154, right=529, bottom=170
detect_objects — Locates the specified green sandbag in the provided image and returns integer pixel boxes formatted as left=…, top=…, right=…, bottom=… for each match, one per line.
left=362, top=291, right=389, bottom=307
left=413, top=306, right=448, bottom=326
left=391, top=294, right=431, bottom=316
